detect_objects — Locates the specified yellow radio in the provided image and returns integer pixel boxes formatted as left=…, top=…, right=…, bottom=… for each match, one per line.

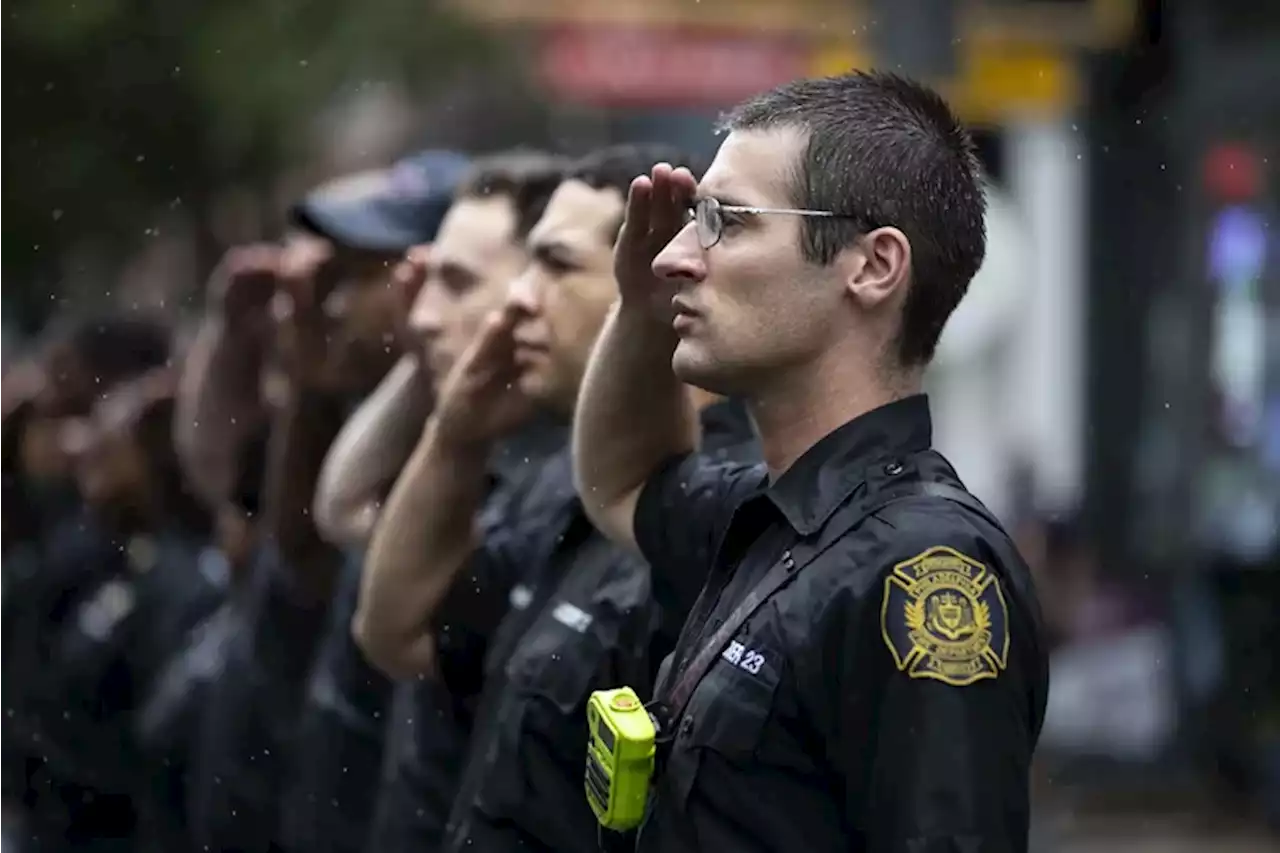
left=585, top=687, right=656, bottom=831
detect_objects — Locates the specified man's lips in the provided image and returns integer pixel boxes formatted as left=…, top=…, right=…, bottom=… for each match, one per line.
left=512, top=341, right=550, bottom=363
left=671, top=296, right=702, bottom=333
left=671, top=295, right=700, bottom=318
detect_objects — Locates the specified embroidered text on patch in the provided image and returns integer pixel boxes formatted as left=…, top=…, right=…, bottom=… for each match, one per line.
left=721, top=640, right=767, bottom=676
left=880, top=546, right=1010, bottom=686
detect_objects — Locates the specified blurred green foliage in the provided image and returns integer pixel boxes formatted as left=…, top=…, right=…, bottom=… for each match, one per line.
left=2, top=0, right=501, bottom=330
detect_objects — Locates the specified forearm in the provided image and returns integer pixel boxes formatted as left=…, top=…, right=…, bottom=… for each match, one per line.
left=174, top=319, right=266, bottom=508
left=263, top=389, right=348, bottom=603
left=572, top=303, right=697, bottom=544
left=313, top=356, right=433, bottom=549
left=353, top=419, right=492, bottom=678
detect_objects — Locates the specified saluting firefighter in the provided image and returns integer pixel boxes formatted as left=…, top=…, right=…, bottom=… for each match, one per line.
left=575, top=71, right=1049, bottom=853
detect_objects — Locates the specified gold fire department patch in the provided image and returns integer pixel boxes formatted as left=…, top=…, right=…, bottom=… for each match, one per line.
left=880, top=546, right=1009, bottom=687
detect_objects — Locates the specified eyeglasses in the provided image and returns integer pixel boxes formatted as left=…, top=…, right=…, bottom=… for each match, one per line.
left=691, top=196, right=854, bottom=249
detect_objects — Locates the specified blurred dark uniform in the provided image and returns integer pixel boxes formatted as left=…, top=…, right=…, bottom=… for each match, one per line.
left=4, top=506, right=97, bottom=813
left=21, top=522, right=224, bottom=853
left=187, top=541, right=332, bottom=853
left=277, top=553, right=395, bottom=853
left=632, top=396, right=1047, bottom=853
left=366, top=422, right=566, bottom=853
left=133, top=434, right=265, bottom=853
left=134, top=596, right=238, bottom=853
left=439, top=400, right=756, bottom=853
left=5, top=512, right=134, bottom=852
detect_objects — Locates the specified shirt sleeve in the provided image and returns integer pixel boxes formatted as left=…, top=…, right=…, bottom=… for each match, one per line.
left=634, top=453, right=764, bottom=621
left=821, top=518, right=1043, bottom=853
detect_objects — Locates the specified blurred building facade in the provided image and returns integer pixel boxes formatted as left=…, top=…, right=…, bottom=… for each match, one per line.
left=1082, top=0, right=1280, bottom=820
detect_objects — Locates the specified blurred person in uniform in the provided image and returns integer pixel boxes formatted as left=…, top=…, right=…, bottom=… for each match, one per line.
left=2, top=315, right=173, bottom=851
left=130, top=252, right=283, bottom=853
left=574, top=72, right=1048, bottom=852
left=27, top=369, right=226, bottom=853
left=279, top=249, right=440, bottom=853
left=354, top=143, right=757, bottom=853
left=181, top=150, right=468, bottom=853
left=2, top=315, right=174, bottom=553
left=309, top=244, right=439, bottom=555
left=280, top=151, right=567, bottom=853
left=354, top=153, right=571, bottom=853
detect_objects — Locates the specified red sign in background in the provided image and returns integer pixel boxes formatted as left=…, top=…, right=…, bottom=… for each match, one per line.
left=539, top=24, right=808, bottom=108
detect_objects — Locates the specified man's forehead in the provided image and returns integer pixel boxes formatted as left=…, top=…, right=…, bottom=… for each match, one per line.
left=700, top=127, right=805, bottom=204
left=528, top=180, right=623, bottom=250
left=434, top=195, right=518, bottom=264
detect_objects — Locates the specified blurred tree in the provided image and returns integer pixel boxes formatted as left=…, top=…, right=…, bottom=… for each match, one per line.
left=2, top=0, right=504, bottom=331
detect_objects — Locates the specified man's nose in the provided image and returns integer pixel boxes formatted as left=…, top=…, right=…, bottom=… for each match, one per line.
left=651, top=224, right=706, bottom=284
left=407, top=284, right=443, bottom=339
left=505, top=267, right=542, bottom=315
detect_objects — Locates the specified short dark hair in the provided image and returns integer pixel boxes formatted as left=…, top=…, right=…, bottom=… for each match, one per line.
left=721, top=71, right=987, bottom=367
left=567, top=144, right=706, bottom=240
left=455, top=150, right=569, bottom=241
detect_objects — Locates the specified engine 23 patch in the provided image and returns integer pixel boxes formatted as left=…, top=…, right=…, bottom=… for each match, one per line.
left=880, top=546, right=1010, bottom=687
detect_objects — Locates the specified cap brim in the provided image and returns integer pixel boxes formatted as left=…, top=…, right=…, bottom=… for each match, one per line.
left=290, top=200, right=425, bottom=255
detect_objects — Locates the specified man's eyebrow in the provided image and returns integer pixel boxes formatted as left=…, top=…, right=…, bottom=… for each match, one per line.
left=693, top=189, right=755, bottom=208
left=531, top=240, right=578, bottom=264
left=436, top=257, right=480, bottom=281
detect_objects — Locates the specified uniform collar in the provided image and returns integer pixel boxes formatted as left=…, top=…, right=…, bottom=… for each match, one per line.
left=766, top=395, right=933, bottom=536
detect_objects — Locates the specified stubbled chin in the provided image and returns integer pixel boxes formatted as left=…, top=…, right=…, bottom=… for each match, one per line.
left=671, top=341, right=733, bottom=395
left=520, top=368, right=577, bottom=415
left=517, top=369, right=548, bottom=400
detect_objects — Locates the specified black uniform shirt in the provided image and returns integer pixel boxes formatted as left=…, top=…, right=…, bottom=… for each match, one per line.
left=188, top=541, right=333, bottom=853
left=277, top=552, right=391, bottom=853
left=633, top=396, right=1048, bottom=853
left=435, top=448, right=643, bottom=853
left=34, top=528, right=223, bottom=850
left=440, top=400, right=758, bottom=853
left=364, top=418, right=567, bottom=853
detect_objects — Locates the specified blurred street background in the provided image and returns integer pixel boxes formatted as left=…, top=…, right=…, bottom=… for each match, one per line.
left=5, top=0, right=1280, bottom=850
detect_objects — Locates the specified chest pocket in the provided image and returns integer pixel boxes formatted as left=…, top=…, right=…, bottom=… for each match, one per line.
left=506, top=547, right=650, bottom=714
left=683, top=632, right=783, bottom=757
left=663, top=629, right=784, bottom=812
left=472, top=543, right=648, bottom=826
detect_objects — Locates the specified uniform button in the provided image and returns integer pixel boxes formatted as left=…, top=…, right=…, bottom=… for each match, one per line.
left=680, top=715, right=694, bottom=736
left=884, top=461, right=904, bottom=476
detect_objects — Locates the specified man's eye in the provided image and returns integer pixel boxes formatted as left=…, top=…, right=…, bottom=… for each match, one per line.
left=542, top=256, right=573, bottom=275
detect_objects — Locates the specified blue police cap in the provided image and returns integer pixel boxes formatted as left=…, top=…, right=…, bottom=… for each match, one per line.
left=290, top=149, right=471, bottom=253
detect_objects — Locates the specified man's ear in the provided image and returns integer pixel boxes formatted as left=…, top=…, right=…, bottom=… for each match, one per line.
left=845, top=226, right=911, bottom=310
